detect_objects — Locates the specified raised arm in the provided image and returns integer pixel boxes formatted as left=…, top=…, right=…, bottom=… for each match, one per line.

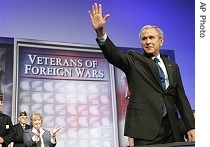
left=88, top=3, right=110, bottom=37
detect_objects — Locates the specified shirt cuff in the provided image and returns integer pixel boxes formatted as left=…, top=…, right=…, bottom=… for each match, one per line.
left=97, top=33, right=107, bottom=45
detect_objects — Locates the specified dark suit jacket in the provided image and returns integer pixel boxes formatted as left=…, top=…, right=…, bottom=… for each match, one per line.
left=13, top=123, right=32, bottom=147
left=0, top=113, right=15, bottom=147
left=98, top=37, right=195, bottom=141
left=23, top=128, right=56, bottom=147
left=179, top=118, right=188, bottom=140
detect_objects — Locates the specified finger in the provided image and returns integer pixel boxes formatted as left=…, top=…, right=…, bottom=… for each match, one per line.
left=192, top=136, right=195, bottom=142
left=93, top=3, right=97, bottom=15
left=104, top=14, right=110, bottom=21
left=98, top=4, right=102, bottom=15
left=188, top=135, right=192, bottom=142
left=95, top=3, right=100, bottom=14
left=57, top=127, right=61, bottom=132
left=55, top=127, right=61, bottom=133
left=88, top=11, right=93, bottom=19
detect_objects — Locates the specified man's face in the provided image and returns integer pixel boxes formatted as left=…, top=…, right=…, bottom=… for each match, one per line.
left=19, top=115, right=28, bottom=124
left=0, top=100, right=3, bottom=112
left=140, top=28, right=164, bottom=57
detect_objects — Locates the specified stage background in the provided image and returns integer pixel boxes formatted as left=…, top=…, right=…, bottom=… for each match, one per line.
left=14, top=38, right=119, bottom=147
left=0, top=0, right=195, bottom=110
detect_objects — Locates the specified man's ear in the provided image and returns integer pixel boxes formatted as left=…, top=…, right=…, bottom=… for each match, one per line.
left=160, top=38, right=164, bottom=47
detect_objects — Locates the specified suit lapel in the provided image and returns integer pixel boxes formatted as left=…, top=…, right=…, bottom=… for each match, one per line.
left=142, top=54, right=174, bottom=90
left=18, top=123, right=24, bottom=132
left=142, top=54, right=163, bottom=89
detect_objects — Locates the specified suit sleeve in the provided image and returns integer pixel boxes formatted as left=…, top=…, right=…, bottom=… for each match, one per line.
left=24, top=129, right=36, bottom=146
left=2, top=116, right=15, bottom=146
left=98, top=37, right=134, bottom=72
left=175, top=65, right=195, bottom=131
left=13, top=124, right=23, bottom=143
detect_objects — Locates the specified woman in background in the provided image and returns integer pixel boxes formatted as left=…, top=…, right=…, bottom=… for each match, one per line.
left=23, top=112, right=61, bottom=147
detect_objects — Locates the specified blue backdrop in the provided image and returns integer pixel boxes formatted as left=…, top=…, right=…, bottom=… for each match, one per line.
left=0, top=0, right=195, bottom=109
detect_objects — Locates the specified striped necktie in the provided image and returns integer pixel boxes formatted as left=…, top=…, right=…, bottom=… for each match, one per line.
left=154, top=58, right=166, bottom=90
left=154, top=58, right=167, bottom=116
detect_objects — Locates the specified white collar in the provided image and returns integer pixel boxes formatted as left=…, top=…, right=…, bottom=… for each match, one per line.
left=151, top=54, right=163, bottom=63
left=32, top=127, right=44, bottom=135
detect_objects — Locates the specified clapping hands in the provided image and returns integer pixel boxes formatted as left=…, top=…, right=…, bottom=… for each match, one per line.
left=52, top=125, right=61, bottom=135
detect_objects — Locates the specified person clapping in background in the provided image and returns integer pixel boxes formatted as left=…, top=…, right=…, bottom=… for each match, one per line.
left=23, top=112, right=61, bottom=147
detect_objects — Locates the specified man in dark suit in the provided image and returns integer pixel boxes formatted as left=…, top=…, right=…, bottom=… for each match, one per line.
left=13, top=111, right=32, bottom=147
left=0, top=95, right=15, bottom=147
left=23, top=112, right=61, bottom=147
left=88, top=3, right=195, bottom=146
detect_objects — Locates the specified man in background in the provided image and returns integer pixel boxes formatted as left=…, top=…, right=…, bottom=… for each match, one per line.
left=0, top=95, right=15, bottom=147
left=13, top=111, right=32, bottom=147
